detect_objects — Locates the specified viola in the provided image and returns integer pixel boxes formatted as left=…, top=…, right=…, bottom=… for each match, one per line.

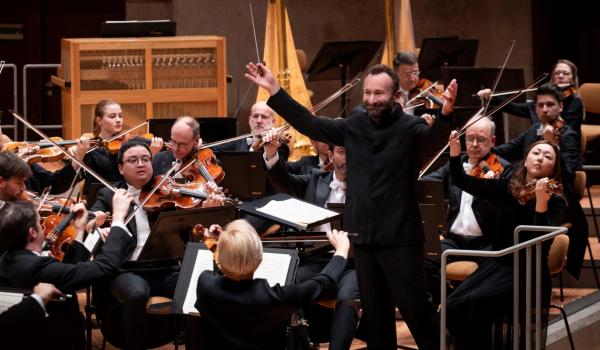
left=515, top=178, right=563, bottom=205
left=470, top=153, right=505, bottom=179
left=101, top=132, right=155, bottom=154
left=178, top=148, right=225, bottom=184
left=192, top=223, right=222, bottom=267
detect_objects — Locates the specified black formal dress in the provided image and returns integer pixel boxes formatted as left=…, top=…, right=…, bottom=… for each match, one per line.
left=152, top=149, right=177, bottom=176
left=445, top=155, right=566, bottom=349
left=268, top=157, right=360, bottom=350
left=0, top=226, right=133, bottom=349
left=267, top=88, right=438, bottom=350
left=194, top=255, right=347, bottom=350
left=493, top=122, right=587, bottom=278
left=494, top=93, right=583, bottom=136
left=82, top=147, right=122, bottom=197
left=27, top=162, right=79, bottom=195
left=90, top=184, right=180, bottom=350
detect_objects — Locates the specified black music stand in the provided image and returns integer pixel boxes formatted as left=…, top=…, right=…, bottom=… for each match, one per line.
left=137, top=205, right=237, bottom=262
left=214, top=151, right=267, bottom=200
left=418, top=37, right=478, bottom=82
left=306, top=41, right=382, bottom=116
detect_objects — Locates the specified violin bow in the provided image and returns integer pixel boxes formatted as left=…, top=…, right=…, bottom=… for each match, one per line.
left=10, top=111, right=119, bottom=193
left=403, top=81, right=439, bottom=108
left=0, top=60, right=5, bottom=76
left=86, top=121, right=149, bottom=154
left=198, top=77, right=361, bottom=150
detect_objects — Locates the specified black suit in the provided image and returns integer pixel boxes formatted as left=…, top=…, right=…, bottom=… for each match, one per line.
left=267, top=158, right=360, bottom=349
left=422, top=153, right=513, bottom=252
left=194, top=255, right=347, bottom=350
left=27, top=162, right=79, bottom=195
left=284, top=155, right=321, bottom=175
left=82, top=147, right=122, bottom=197
left=152, top=149, right=177, bottom=176
left=0, top=296, right=47, bottom=348
left=0, top=227, right=133, bottom=349
left=267, top=89, right=438, bottom=349
left=493, top=122, right=587, bottom=278
left=90, top=184, right=180, bottom=350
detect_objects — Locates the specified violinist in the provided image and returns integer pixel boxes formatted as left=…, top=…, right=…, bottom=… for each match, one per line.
left=152, top=116, right=201, bottom=177
left=422, top=117, right=513, bottom=256
left=445, top=134, right=566, bottom=349
left=212, top=101, right=290, bottom=161
left=0, top=190, right=135, bottom=349
left=477, top=59, right=583, bottom=135
left=493, top=82, right=588, bottom=279
left=263, top=132, right=359, bottom=350
left=194, top=219, right=351, bottom=350
left=0, top=124, right=90, bottom=196
left=89, top=138, right=181, bottom=350
left=392, top=51, right=458, bottom=117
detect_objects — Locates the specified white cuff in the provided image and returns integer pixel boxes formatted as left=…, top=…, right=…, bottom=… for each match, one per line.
left=111, top=221, right=133, bottom=237
left=30, top=294, right=49, bottom=317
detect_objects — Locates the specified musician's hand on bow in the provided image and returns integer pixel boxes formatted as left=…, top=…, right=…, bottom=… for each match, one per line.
left=328, top=229, right=350, bottom=259
left=442, top=79, right=458, bottom=116
left=535, top=177, right=551, bottom=212
left=477, top=88, right=491, bottom=101
left=448, top=130, right=461, bottom=157
left=112, top=189, right=134, bottom=223
left=150, top=137, right=163, bottom=155
left=71, top=136, right=91, bottom=171
left=245, top=63, right=280, bottom=95
left=70, top=203, right=89, bottom=241
left=33, top=283, right=63, bottom=305
left=263, top=127, right=281, bottom=160
left=542, top=125, right=555, bottom=143
left=420, top=113, right=436, bottom=127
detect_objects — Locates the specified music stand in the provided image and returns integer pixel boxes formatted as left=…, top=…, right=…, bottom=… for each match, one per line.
left=214, top=151, right=267, bottom=200
left=137, top=205, right=237, bottom=262
left=149, top=117, right=237, bottom=143
left=306, top=41, right=382, bottom=116
left=418, top=37, right=478, bottom=82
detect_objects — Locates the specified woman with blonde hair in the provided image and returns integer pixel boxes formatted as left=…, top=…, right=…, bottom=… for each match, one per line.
left=194, top=219, right=350, bottom=350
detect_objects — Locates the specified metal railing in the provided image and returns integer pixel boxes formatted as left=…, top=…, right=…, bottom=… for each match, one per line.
left=22, top=63, right=61, bottom=140
left=0, top=63, right=18, bottom=140
left=440, top=225, right=568, bottom=350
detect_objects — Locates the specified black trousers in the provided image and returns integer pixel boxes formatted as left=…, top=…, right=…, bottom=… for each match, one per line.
left=353, top=244, right=439, bottom=350
left=110, top=266, right=179, bottom=350
left=296, top=255, right=360, bottom=350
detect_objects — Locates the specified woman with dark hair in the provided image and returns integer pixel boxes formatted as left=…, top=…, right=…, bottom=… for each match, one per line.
left=477, top=59, right=583, bottom=135
left=445, top=132, right=567, bottom=350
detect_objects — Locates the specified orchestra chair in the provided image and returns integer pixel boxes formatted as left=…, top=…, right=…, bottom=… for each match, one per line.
left=445, top=261, right=479, bottom=282
left=578, top=83, right=600, bottom=150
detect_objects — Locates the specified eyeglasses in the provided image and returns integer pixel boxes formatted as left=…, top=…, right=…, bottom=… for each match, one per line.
left=250, top=113, right=272, bottom=120
left=398, top=70, right=420, bottom=79
left=465, top=136, right=490, bottom=145
left=124, top=156, right=152, bottom=165
left=553, top=70, right=572, bottom=76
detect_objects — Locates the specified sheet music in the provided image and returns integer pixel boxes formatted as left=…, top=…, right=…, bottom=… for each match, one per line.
left=182, top=249, right=214, bottom=315
left=83, top=228, right=101, bottom=253
left=257, top=198, right=338, bottom=228
left=254, top=252, right=292, bottom=287
left=0, top=291, right=25, bottom=313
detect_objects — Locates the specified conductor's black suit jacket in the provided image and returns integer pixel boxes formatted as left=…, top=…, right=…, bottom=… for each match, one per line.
left=268, top=89, right=431, bottom=245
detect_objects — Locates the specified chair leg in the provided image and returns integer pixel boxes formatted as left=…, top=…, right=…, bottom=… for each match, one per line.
left=85, top=287, right=95, bottom=350
left=559, top=271, right=565, bottom=302
left=549, top=304, right=576, bottom=350
left=587, top=183, right=600, bottom=240
left=586, top=240, right=600, bottom=289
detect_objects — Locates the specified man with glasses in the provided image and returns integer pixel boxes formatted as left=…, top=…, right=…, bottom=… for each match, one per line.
left=152, top=116, right=201, bottom=177
left=422, top=117, right=512, bottom=256
left=90, top=138, right=180, bottom=350
left=212, top=101, right=290, bottom=160
left=393, top=51, right=458, bottom=117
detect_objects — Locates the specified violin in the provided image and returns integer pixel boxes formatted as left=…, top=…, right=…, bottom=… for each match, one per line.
left=407, top=79, right=444, bottom=109
left=99, top=132, right=155, bottom=154
left=178, top=148, right=225, bottom=184
left=470, top=153, right=504, bottom=179
left=251, top=128, right=294, bottom=151
left=514, top=178, right=563, bottom=205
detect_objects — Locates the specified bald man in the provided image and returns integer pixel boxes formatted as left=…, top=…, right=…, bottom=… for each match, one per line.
left=152, top=116, right=201, bottom=176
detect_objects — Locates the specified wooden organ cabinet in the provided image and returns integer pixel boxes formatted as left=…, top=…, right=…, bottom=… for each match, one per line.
left=52, top=36, right=227, bottom=138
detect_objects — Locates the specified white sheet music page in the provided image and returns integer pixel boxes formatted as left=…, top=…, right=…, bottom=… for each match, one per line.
left=254, top=252, right=291, bottom=287
left=256, top=198, right=338, bottom=229
left=182, top=249, right=214, bottom=315
left=0, top=291, right=25, bottom=313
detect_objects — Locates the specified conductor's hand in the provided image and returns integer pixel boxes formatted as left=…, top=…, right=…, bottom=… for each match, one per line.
left=245, top=63, right=280, bottom=96
left=448, top=130, right=461, bottom=157
left=112, top=189, right=135, bottom=223
left=328, top=229, right=350, bottom=259
left=263, top=127, right=281, bottom=160
left=33, top=283, right=62, bottom=305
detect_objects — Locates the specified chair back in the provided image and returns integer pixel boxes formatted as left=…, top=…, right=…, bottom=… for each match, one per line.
left=579, top=83, right=600, bottom=114
left=574, top=170, right=587, bottom=200
left=548, top=234, right=570, bottom=275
